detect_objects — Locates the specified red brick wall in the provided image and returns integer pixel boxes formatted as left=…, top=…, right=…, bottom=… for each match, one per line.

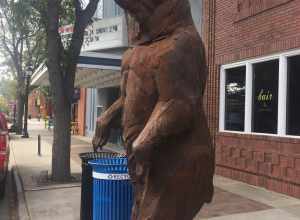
left=236, top=0, right=293, bottom=21
left=205, top=0, right=300, bottom=198
left=215, top=0, right=300, bottom=65
left=216, top=133, right=300, bottom=197
left=203, top=0, right=218, bottom=144
left=28, top=90, right=47, bottom=118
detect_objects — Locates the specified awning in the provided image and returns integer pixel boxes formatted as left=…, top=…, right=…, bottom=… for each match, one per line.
left=31, top=51, right=122, bottom=88
left=77, top=52, right=122, bottom=70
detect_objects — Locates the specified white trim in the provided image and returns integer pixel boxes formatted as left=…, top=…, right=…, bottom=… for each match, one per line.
left=220, top=130, right=300, bottom=140
left=80, top=51, right=122, bottom=60
left=222, top=48, right=300, bottom=70
left=31, top=65, right=48, bottom=86
left=92, top=171, right=130, bottom=180
left=219, top=67, right=226, bottom=131
left=278, top=55, right=287, bottom=136
left=77, top=64, right=121, bottom=70
left=245, top=63, right=253, bottom=133
left=32, top=63, right=46, bottom=76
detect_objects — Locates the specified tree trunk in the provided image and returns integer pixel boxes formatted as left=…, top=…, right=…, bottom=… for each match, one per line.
left=15, top=88, right=24, bottom=134
left=46, top=0, right=72, bottom=182
left=48, top=66, right=73, bottom=181
left=45, top=0, right=99, bottom=182
left=51, top=86, right=72, bottom=181
left=15, top=63, right=26, bottom=134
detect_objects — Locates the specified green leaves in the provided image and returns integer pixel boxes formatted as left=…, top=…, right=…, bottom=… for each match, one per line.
left=60, top=0, right=76, bottom=26
left=0, top=0, right=46, bottom=74
left=0, top=77, right=17, bottom=102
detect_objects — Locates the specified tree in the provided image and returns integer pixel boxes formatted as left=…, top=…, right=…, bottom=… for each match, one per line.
left=0, top=96, right=9, bottom=114
left=34, top=0, right=100, bottom=181
left=0, top=73, right=17, bottom=118
left=0, top=78, right=17, bottom=102
left=0, top=0, right=45, bottom=134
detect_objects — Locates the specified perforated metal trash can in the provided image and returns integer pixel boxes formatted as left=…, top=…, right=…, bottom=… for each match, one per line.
left=79, top=152, right=121, bottom=220
left=89, top=157, right=134, bottom=220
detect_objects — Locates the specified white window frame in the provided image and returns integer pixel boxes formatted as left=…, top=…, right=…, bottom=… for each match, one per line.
left=219, top=48, right=300, bottom=139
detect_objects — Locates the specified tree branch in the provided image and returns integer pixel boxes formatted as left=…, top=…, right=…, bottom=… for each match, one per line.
left=81, top=0, right=100, bottom=27
left=0, top=19, right=14, bottom=58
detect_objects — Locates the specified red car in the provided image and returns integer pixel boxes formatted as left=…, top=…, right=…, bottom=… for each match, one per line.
left=0, top=113, right=9, bottom=198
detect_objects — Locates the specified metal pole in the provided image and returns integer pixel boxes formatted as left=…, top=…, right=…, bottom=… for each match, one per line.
left=38, top=135, right=41, bottom=156
left=22, top=76, right=30, bottom=138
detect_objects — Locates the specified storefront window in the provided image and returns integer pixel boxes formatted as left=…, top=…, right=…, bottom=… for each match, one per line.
left=252, top=60, right=279, bottom=134
left=287, top=55, right=300, bottom=136
left=225, top=67, right=246, bottom=131
left=221, top=51, right=300, bottom=136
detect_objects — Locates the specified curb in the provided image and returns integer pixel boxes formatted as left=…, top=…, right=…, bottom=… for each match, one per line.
left=12, top=167, right=30, bottom=220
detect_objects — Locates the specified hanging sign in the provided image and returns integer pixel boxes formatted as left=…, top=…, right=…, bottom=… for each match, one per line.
left=59, top=16, right=128, bottom=52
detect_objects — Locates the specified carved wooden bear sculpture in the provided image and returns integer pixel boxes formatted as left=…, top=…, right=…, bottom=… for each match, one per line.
left=92, top=0, right=215, bottom=219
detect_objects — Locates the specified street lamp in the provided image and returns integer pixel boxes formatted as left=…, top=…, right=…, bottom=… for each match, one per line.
left=22, top=64, right=33, bottom=138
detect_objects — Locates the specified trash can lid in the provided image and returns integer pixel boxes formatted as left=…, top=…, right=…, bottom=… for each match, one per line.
left=88, top=157, right=129, bottom=175
left=79, top=151, right=121, bottom=163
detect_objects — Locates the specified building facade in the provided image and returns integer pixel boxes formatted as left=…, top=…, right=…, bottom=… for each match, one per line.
left=83, top=0, right=125, bottom=138
left=204, top=0, right=300, bottom=198
left=31, top=0, right=127, bottom=139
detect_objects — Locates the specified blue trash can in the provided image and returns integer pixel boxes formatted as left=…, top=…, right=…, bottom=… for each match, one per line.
left=89, top=157, right=134, bottom=220
left=79, top=152, right=121, bottom=220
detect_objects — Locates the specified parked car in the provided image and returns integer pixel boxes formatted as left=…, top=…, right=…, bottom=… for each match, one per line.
left=0, top=112, right=9, bottom=198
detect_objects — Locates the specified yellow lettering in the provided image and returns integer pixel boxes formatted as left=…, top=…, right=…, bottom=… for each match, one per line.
left=258, top=89, right=264, bottom=101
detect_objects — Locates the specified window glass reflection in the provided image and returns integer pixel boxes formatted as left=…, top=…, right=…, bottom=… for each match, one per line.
left=225, top=67, right=246, bottom=131
left=287, top=55, right=300, bottom=136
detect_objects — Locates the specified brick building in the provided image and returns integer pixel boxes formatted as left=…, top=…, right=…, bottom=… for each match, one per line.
left=203, top=0, right=300, bottom=198
left=28, top=90, right=51, bottom=119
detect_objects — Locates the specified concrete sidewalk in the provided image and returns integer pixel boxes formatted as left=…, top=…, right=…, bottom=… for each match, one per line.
left=10, top=119, right=300, bottom=220
left=196, top=176, right=300, bottom=220
left=10, top=120, right=84, bottom=220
